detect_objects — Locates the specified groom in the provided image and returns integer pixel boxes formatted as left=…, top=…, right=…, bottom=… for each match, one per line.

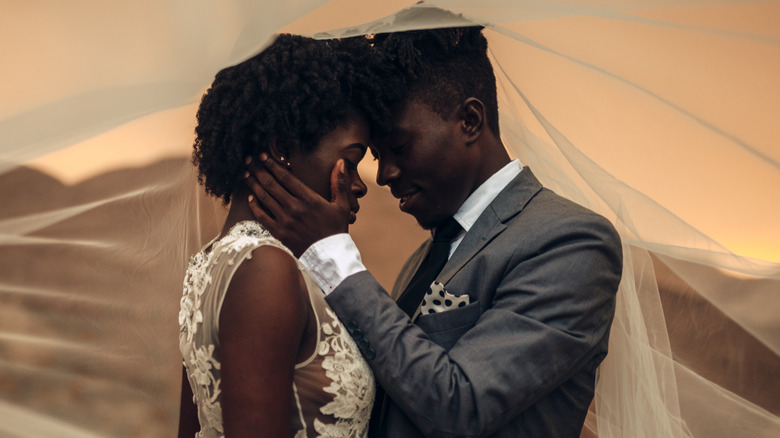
left=246, top=27, right=623, bottom=437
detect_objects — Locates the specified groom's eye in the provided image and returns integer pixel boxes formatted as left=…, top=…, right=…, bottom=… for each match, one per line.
left=390, top=143, right=407, bottom=155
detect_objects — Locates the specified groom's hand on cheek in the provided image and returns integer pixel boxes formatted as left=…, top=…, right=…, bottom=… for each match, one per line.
left=244, top=154, right=351, bottom=257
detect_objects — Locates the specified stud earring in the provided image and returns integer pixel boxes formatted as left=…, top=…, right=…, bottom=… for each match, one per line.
left=279, top=156, right=291, bottom=168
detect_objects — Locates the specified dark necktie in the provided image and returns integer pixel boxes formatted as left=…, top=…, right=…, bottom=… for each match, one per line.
left=369, top=218, right=462, bottom=436
left=396, top=217, right=462, bottom=317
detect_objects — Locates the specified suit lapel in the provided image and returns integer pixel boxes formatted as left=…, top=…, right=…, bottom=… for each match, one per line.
left=438, top=167, right=543, bottom=285
left=390, top=239, right=431, bottom=300
left=438, top=211, right=503, bottom=285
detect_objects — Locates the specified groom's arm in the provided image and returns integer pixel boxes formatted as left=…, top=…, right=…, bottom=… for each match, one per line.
left=323, top=211, right=622, bottom=438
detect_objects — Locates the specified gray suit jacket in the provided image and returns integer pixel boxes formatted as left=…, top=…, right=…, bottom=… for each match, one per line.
left=326, top=168, right=623, bottom=438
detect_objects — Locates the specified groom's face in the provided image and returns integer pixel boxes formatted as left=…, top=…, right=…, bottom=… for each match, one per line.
left=370, top=99, right=476, bottom=230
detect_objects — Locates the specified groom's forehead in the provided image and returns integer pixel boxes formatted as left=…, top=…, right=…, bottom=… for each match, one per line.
left=393, top=99, right=443, bottom=127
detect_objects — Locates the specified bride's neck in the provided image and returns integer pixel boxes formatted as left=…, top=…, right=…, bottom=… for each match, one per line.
left=220, top=186, right=257, bottom=237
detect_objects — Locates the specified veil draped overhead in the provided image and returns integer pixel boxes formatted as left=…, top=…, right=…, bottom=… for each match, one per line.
left=1, top=1, right=778, bottom=437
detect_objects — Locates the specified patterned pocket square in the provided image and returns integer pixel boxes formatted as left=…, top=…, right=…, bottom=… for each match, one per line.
left=420, top=281, right=470, bottom=315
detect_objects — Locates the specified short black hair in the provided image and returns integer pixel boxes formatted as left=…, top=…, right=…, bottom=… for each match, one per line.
left=192, top=34, right=395, bottom=205
left=374, top=26, right=500, bottom=136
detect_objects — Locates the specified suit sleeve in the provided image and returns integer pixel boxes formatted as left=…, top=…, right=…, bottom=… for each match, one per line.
left=325, top=210, right=623, bottom=438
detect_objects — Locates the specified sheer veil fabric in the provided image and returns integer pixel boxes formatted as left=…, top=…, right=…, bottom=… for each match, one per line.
left=1, top=1, right=778, bottom=437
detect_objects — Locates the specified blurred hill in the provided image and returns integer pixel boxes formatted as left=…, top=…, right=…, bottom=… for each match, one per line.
left=0, top=156, right=426, bottom=437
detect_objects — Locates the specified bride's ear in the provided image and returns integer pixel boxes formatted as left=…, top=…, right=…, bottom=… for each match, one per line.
left=268, top=140, right=292, bottom=168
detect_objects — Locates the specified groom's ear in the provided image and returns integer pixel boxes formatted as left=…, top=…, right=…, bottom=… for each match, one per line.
left=458, top=97, right=485, bottom=145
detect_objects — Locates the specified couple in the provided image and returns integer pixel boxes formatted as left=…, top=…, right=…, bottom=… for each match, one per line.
left=178, top=27, right=623, bottom=438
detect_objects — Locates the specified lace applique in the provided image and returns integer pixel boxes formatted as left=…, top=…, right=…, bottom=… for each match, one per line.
left=230, top=220, right=272, bottom=239
left=180, top=250, right=206, bottom=342
left=315, top=308, right=375, bottom=437
left=187, top=344, right=224, bottom=437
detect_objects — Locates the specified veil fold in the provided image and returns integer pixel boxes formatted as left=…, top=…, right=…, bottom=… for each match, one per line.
left=1, top=1, right=778, bottom=436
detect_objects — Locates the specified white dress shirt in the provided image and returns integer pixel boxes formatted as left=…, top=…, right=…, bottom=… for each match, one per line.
left=300, top=159, right=523, bottom=294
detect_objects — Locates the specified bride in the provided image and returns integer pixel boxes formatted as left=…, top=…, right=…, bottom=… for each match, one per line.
left=177, top=34, right=394, bottom=438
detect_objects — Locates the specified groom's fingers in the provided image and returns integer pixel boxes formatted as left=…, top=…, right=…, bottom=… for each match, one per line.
left=244, top=165, right=285, bottom=222
left=329, top=159, right=349, bottom=210
left=247, top=193, right=278, bottom=234
left=259, top=153, right=315, bottom=202
left=245, top=156, right=301, bottom=210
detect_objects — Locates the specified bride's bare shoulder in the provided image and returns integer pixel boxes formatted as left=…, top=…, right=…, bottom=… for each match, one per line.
left=219, top=244, right=308, bottom=338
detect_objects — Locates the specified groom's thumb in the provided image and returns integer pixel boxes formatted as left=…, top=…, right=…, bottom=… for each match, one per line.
left=329, top=159, right=349, bottom=209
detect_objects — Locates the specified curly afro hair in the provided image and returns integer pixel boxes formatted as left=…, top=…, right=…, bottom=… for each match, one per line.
left=193, top=34, right=398, bottom=205
left=373, top=26, right=500, bottom=136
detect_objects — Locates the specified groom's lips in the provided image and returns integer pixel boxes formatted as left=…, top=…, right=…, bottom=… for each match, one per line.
left=393, top=188, right=420, bottom=213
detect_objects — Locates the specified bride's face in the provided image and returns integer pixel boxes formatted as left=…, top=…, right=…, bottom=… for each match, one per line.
left=288, top=112, right=370, bottom=224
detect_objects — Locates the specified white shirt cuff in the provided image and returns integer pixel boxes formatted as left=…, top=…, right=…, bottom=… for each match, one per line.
left=300, top=234, right=366, bottom=295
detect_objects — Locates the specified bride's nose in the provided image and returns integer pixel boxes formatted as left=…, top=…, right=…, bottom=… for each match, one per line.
left=352, top=172, right=367, bottom=198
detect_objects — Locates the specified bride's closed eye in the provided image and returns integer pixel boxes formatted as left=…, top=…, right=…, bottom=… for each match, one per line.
left=344, top=158, right=359, bottom=171
left=343, top=144, right=367, bottom=171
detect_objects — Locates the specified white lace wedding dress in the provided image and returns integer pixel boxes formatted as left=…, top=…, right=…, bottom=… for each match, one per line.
left=178, top=221, right=375, bottom=438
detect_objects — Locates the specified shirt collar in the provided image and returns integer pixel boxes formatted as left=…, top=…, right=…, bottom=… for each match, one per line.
left=453, top=159, right=522, bottom=232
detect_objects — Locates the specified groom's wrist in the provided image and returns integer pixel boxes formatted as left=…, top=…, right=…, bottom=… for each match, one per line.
left=300, top=234, right=365, bottom=295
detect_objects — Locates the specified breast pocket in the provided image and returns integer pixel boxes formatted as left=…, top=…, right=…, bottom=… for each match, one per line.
left=415, top=300, right=481, bottom=351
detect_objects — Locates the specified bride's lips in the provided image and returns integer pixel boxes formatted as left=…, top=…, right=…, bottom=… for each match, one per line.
left=349, top=206, right=359, bottom=224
